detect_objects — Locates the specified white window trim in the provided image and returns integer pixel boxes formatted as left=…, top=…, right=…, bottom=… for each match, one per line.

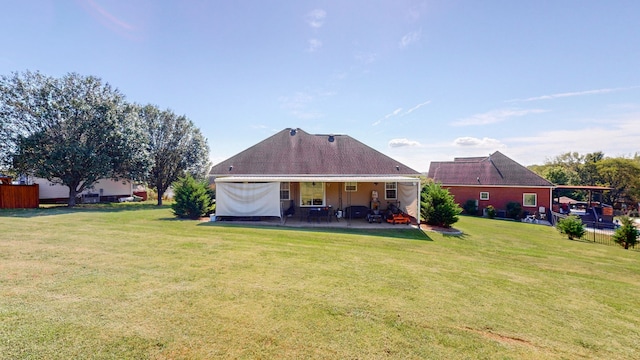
left=300, top=182, right=326, bottom=207
left=523, top=193, right=537, bottom=207
left=385, top=182, right=397, bottom=200
left=480, top=192, right=489, bottom=200
left=345, top=182, right=357, bottom=192
left=280, top=182, right=290, bottom=200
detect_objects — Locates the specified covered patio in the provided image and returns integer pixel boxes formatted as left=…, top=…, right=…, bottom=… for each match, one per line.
left=210, top=213, right=419, bottom=229
left=214, top=176, right=421, bottom=224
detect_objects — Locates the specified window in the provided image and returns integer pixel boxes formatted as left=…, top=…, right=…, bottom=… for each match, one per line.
left=280, top=182, right=290, bottom=200
left=523, top=193, right=537, bottom=207
left=300, top=182, right=325, bottom=206
left=345, top=182, right=357, bottom=192
left=385, top=182, right=397, bottom=200
left=480, top=192, right=489, bottom=200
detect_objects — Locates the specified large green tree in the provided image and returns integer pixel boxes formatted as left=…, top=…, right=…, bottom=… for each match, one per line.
left=0, top=71, right=54, bottom=169
left=596, top=158, right=640, bottom=205
left=138, top=104, right=210, bottom=206
left=0, top=71, right=150, bottom=206
left=530, top=151, right=640, bottom=206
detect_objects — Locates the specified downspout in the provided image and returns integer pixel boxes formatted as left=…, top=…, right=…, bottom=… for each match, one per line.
left=547, top=188, right=560, bottom=221
left=416, top=179, right=421, bottom=224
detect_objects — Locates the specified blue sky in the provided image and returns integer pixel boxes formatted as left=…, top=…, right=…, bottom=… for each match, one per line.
left=2, top=1, right=639, bottom=172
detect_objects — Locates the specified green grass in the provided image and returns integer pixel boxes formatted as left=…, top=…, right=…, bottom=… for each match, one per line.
left=1, top=205, right=639, bottom=359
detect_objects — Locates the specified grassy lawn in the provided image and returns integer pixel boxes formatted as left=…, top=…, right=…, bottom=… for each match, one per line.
left=1, top=204, right=639, bottom=359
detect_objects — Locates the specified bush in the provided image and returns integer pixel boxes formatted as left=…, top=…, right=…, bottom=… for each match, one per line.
left=463, top=199, right=478, bottom=216
left=485, top=205, right=496, bottom=219
left=420, top=182, right=462, bottom=228
left=506, top=202, right=522, bottom=220
left=556, top=215, right=586, bottom=240
left=171, top=175, right=215, bottom=219
left=612, top=216, right=639, bottom=250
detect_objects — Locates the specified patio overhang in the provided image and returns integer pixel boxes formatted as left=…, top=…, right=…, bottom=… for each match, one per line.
left=554, top=185, right=613, bottom=191
left=213, top=176, right=420, bottom=183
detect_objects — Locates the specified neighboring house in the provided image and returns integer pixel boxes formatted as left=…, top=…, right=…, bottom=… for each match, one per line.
left=428, top=151, right=554, bottom=218
left=34, top=177, right=135, bottom=203
left=208, top=128, right=422, bottom=221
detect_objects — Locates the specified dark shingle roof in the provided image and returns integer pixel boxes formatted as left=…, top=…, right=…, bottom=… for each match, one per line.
left=428, top=151, right=553, bottom=187
left=209, top=128, right=420, bottom=177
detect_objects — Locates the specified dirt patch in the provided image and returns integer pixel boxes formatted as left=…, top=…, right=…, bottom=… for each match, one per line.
left=461, top=326, right=536, bottom=348
left=420, top=223, right=463, bottom=235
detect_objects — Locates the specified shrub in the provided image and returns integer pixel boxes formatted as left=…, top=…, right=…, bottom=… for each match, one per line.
left=557, top=215, right=586, bottom=240
left=463, top=199, right=478, bottom=216
left=612, top=216, right=639, bottom=250
left=171, top=174, right=215, bottom=219
left=485, top=205, right=496, bottom=219
left=420, top=182, right=462, bottom=228
left=506, top=202, right=522, bottom=220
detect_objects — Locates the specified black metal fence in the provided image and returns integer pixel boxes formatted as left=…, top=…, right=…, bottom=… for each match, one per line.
left=551, top=211, right=638, bottom=251
left=579, top=221, right=617, bottom=247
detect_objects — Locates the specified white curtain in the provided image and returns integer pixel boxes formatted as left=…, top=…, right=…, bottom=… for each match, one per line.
left=398, top=182, right=419, bottom=220
left=216, top=182, right=281, bottom=217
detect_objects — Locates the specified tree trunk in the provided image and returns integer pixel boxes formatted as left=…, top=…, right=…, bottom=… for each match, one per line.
left=157, top=189, right=164, bottom=206
left=68, top=187, right=78, bottom=207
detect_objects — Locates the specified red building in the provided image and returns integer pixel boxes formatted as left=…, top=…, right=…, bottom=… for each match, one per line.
left=428, top=151, right=554, bottom=219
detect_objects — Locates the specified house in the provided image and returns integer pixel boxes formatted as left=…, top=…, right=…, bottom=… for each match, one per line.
left=34, top=177, right=136, bottom=203
left=208, top=128, right=422, bottom=222
left=427, top=151, right=554, bottom=218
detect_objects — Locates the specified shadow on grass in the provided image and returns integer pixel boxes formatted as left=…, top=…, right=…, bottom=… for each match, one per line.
left=0, top=202, right=169, bottom=218
left=198, top=221, right=434, bottom=242
left=445, top=233, right=470, bottom=240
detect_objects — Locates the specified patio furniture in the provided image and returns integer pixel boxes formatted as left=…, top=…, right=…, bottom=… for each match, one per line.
left=307, top=207, right=332, bottom=222
left=344, top=205, right=370, bottom=219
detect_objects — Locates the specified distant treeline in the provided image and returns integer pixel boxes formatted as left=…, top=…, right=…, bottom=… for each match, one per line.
left=528, top=151, right=640, bottom=208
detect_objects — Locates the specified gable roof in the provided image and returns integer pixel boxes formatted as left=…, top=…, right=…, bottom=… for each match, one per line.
left=209, top=128, right=420, bottom=177
left=427, top=151, right=554, bottom=187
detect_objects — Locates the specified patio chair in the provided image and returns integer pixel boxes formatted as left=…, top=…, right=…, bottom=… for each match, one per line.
left=283, top=200, right=295, bottom=217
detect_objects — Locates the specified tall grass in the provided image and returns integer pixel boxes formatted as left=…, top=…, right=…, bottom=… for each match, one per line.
left=1, top=205, right=639, bottom=359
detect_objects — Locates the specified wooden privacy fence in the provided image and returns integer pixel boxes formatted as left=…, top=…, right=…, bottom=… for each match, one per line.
left=0, top=184, right=39, bottom=209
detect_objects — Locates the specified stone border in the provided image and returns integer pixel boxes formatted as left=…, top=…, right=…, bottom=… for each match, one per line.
left=420, top=224, right=463, bottom=235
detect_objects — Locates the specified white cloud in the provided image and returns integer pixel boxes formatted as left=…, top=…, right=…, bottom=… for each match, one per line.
left=452, top=108, right=547, bottom=126
left=307, top=38, right=322, bottom=52
left=306, top=9, right=326, bottom=28
left=506, top=86, right=640, bottom=102
left=279, top=89, right=337, bottom=120
left=389, top=138, right=421, bottom=148
left=373, top=107, right=403, bottom=126
left=503, top=115, right=640, bottom=165
left=399, top=29, right=421, bottom=49
left=354, top=51, right=377, bottom=65
left=373, top=100, right=430, bottom=126
left=453, top=137, right=506, bottom=149
left=384, top=114, right=640, bottom=171
left=389, top=108, right=403, bottom=117
left=405, top=100, right=431, bottom=115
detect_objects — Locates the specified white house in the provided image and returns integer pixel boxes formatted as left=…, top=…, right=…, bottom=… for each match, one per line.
left=33, top=178, right=134, bottom=203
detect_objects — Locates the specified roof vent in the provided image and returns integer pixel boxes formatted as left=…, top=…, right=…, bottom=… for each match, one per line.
left=228, top=165, right=233, bottom=172
left=290, top=129, right=297, bottom=136
left=396, top=165, right=400, bottom=171
left=328, top=135, right=335, bottom=142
